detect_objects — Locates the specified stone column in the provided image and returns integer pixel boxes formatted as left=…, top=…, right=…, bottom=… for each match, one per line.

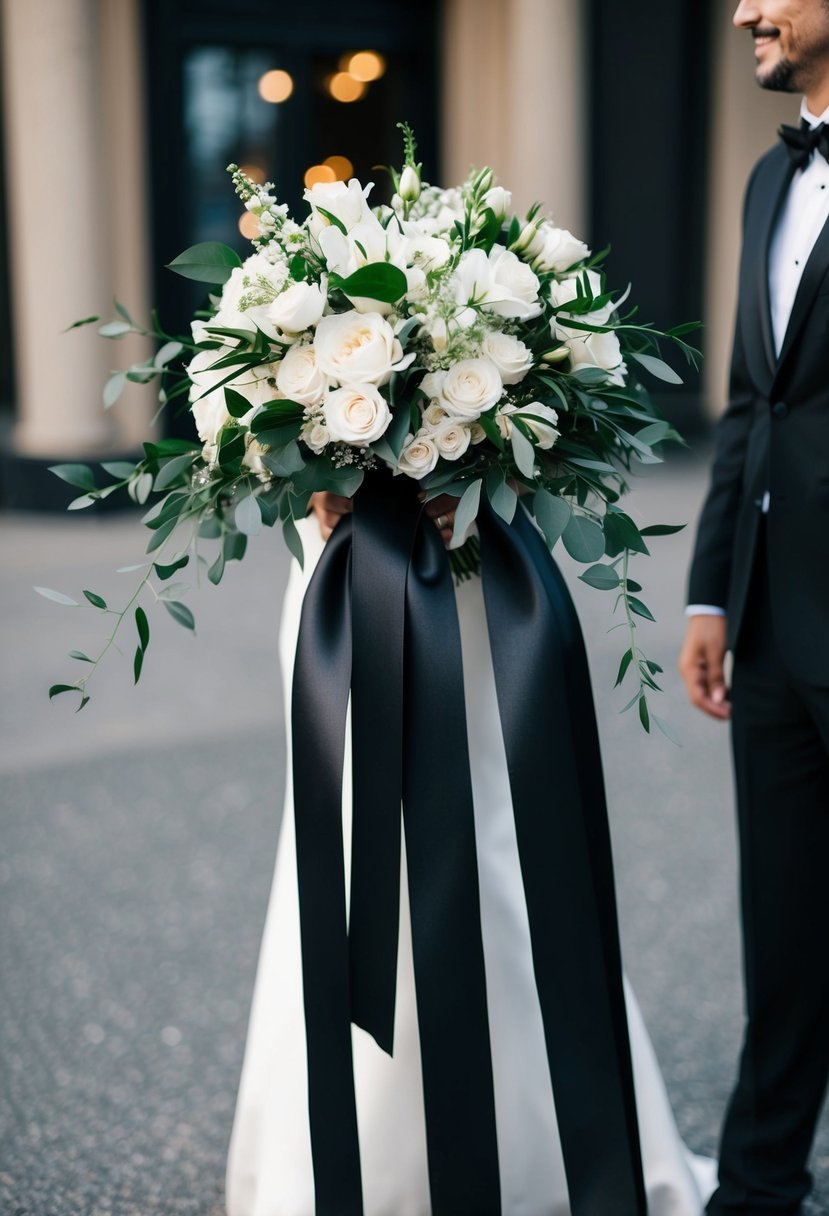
left=1, top=0, right=152, bottom=464
left=441, top=0, right=586, bottom=233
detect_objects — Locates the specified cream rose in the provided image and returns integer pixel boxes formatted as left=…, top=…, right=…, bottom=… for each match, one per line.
left=440, top=358, right=503, bottom=419
left=276, top=344, right=328, bottom=407
left=487, top=246, right=543, bottom=320
left=505, top=402, right=560, bottom=450
left=323, top=383, right=391, bottom=445
left=304, top=177, right=373, bottom=237
left=301, top=420, right=330, bottom=453
left=314, top=310, right=407, bottom=386
left=266, top=280, right=326, bottom=334
left=567, top=330, right=626, bottom=385
left=397, top=433, right=439, bottom=479
left=433, top=419, right=472, bottom=461
left=481, top=331, right=534, bottom=385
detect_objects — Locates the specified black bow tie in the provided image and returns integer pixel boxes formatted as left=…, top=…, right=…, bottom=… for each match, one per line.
left=778, top=119, right=829, bottom=169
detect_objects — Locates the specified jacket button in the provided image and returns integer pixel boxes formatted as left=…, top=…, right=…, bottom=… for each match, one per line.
left=772, top=400, right=788, bottom=418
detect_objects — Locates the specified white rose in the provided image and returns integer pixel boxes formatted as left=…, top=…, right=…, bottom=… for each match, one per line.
left=266, top=280, right=326, bottom=334
left=482, top=185, right=511, bottom=220
left=276, top=343, right=328, bottom=406
left=214, top=253, right=289, bottom=333
left=441, top=358, right=503, bottom=419
left=302, top=421, right=330, bottom=453
left=432, top=419, right=472, bottom=461
left=420, top=370, right=447, bottom=403
left=242, top=436, right=268, bottom=477
left=403, top=232, right=453, bottom=273
left=314, top=310, right=406, bottom=386
left=323, top=383, right=391, bottom=445
left=398, top=165, right=421, bottom=203
left=188, top=348, right=230, bottom=444
left=304, top=177, right=373, bottom=237
left=470, top=422, right=487, bottom=444
left=423, top=402, right=449, bottom=428
left=397, top=433, right=439, bottom=479
left=533, top=225, right=589, bottom=274
left=505, top=401, right=560, bottom=449
left=487, top=246, right=543, bottom=320
left=567, top=330, right=626, bottom=385
left=481, top=331, right=534, bottom=385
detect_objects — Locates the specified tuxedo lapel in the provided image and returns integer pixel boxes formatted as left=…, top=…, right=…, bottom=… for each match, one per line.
left=775, top=205, right=829, bottom=376
left=740, top=144, right=793, bottom=391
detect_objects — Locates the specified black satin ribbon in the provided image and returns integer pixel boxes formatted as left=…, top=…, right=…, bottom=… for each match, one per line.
left=291, top=477, right=646, bottom=1216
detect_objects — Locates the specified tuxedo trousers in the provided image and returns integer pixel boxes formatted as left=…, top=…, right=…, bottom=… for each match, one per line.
left=709, top=522, right=829, bottom=1215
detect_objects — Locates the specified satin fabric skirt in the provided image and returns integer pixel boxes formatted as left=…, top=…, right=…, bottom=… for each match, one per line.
left=226, top=516, right=716, bottom=1216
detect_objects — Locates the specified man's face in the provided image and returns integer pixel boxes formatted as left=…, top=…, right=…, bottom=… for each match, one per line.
left=733, top=0, right=829, bottom=95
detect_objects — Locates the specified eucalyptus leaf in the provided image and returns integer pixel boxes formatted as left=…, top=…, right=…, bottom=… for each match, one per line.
left=103, top=372, right=127, bottom=409
left=83, top=590, right=107, bottom=610
left=98, top=321, right=131, bottom=338
left=157, top=581, right=190, bottom=601
left=562, top=515, right=604, bottom=562
left=49, top=463, right=96, bottom=491
left=49, top=684, right=81, bottom=700
left=34, top=586, right=79, bottom=607
left=283, top=516, right=304, bottom=567
left=208, top=551, right=225, bottom=585
left=653, top=714, right=682, bottom=746
left=154, top=340, right=184, bottom=368
left=533, top=489, right=571, bottom=550
left=639, top=523, right=685, bottom=537
left=101, top=461, right=138, bottom=479
left=489, top=478, right=517, bottom=524
left=235, top=493, right=263, bottom=536
left=628, top=596, right=656, bottom=622
left=614, top=648, right=634, bottom=688
left=630, top=351, right=683, bottom=385
left=167, top=241, right=242, bottom=285
left=164, top=600, right=196, bottom=631
left=154, top=555, right=189, bottom=580
left=133, top=645, right=145, bottom=685
left=638, top=695, right=651, bottom=732
left=510, top=426, right=536, bottom=478
left=448, top=479, right=482, bottom=550
left=69, top=650, right=93, bottom=663
left=579, top=564, right=620, bottom=591
left=146, top=516, right=179, bottom=553
left=154, top=453, right=195, bottom=492
left=67, top=494, right=99, bottom=511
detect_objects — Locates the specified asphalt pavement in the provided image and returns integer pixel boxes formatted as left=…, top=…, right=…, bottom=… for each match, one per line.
left=2, top=445, right=828, bottom=1215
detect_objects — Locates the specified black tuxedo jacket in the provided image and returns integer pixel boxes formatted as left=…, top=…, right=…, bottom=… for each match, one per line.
left=688, top=142, right=829, bottom=684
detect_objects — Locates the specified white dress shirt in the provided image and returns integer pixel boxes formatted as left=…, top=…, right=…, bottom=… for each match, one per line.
left=688, top=99, right=829, bottom=617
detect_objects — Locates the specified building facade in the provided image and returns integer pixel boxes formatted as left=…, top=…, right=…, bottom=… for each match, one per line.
left=0, top=0, right=798, bottom=508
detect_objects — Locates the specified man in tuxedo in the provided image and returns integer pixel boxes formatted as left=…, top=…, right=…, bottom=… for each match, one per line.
left=680, top=2, right=829, bottom=1211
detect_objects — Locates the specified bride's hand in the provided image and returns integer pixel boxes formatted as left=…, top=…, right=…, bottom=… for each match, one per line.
left=309, top=491, right=353, bottom=540
left=420, top=492, right=459, bottom=548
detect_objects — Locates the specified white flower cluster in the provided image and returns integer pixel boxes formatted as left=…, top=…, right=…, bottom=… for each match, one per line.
left=187, top=163, right=629, bottom=484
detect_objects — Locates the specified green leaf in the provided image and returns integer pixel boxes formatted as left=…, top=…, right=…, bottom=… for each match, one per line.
left=634, top=421, right=673, bottom=448
left=316, top=206, right=348, bottom=235
left=131, top=472, right=154, bottom=504
left=262, top=441, right=305, bottom=478
left=603, top=510, right=650, bottom=557
left=533, top=489, right=571, bottom=550
left=49, top=683, right=80, bottom=700
left=154, top=452, right=195, bottom=492
left=49, top=463, right=96, bottom=491
left=67, top=493, right=99, bottom=511
left=154, top=340, right=183, bottom=368
left=614, top=648, right=634, bottom=688
left=69, top=650, right=93, bottom=663
left=133, top=644, right=145, bottom=685
left=289, top=253, right=307, bottom=280
left=337, top=262, right=408, bottom=304
left=562, top=515, right=604, bottom=562
left=630, top=351, right=683, bottom=385
left=101, top=460, right=138, bottom=479
left=207, top=550, right=225, bottom=585
left=638, top=695, right=651, bottom=732
left=164, top=600, right=196, bottom=631
left=489, top=478, right=517, bottom=524
left=653, top=714, right=682, bottom=746
left=146, top=516, right=179, bottom=553
left=639, top=523, right=686, bottom=537
left=477, top=409, right=506, bottom=451
left=103, top=371, right=127, bottom=409
left=154, top=554, right=189, bottom=580
left=283, top=516, right=304, bottom=567
left=135, top=605, right=150, bottom=651
left=167, top=241, right=242, bottom=285
left=217, top=426, right=246, bottom=474
left=449, top=479, right=482, bottom=548
left=235, top=493, right=263, bottom=536
left=83, top=589, right=107, bottom=610
left=157, top=581, right=190, bottom=601
left=65, top=314, right=100, bottom=331
left=510, top=426, right=536, bottom=478
left=628, top=596, right=656, bottom=622
left=34, top=586, right=79, bottom=607
left=223, top=531, right=248, bottom=562
left=579, top=564, right=620, bottom=591
left=225, top=387, right=254, bottom=419
left=145, top=438, right=202, bottom=458
left=98, top=320, right=132, bottom=338
left=372, top=400, right=412, bottom=465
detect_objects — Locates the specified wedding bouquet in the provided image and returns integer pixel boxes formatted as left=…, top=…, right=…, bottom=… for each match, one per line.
left=43, top=125, right=697, bottom=736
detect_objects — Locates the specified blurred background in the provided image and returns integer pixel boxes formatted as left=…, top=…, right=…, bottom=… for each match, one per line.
left=3, top=2, right=829, bottom=1214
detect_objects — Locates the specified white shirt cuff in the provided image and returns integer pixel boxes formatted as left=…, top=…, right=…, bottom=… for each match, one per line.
left=685, top=604, right=726, bottom=617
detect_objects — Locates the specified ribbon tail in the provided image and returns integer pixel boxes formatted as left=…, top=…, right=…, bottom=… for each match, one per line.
left=479, top=505, right=647, bottom=1216
left=292, top=517, right=364, bottom=1216
left=402, top=517, right=502, bottom=1216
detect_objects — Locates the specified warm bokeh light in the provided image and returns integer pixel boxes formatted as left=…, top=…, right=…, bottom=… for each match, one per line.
left=328, top=72, right=367, bottom=103
left=258, top=69, right=294, bottom=103
left=348, top=51, right=386, bottom=82
left=324, top=155, right=354, bottom=181
left=304, top=164, right=337, bottom=189
left=238, top=162, right=267, bottom=184
left=238, top=211, right=261, bottom=239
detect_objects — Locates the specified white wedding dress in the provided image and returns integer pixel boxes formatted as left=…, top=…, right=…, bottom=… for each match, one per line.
left=226, top=516, right=716, bottom=1216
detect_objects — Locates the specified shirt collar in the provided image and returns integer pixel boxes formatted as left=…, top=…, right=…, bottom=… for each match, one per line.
left=800, top=97, right=829, bottom=128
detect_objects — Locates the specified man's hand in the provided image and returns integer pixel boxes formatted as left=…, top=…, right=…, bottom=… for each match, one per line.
left=419, top=492, right=459, bottom=547
left=678, top=614, right=730, bottom=721
left=309, top=491, right=353, bottom=540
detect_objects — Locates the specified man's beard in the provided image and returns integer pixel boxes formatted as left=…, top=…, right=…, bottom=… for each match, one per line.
left=758, top=55, right=799, bottom=92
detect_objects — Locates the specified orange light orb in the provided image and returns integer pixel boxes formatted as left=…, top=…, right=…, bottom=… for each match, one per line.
left=258, top=69, right=294, bottom=104
left=328, top=72, right=367, bottom=103
left=304, top=164, right=337, bottom=189
left=323, top=154, right=354, bottom=181
left=238, top=161, right=266, bottom=184
left=348, top=51, right=386, bottom=82
left=238, top=211, right=261, bottom=239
